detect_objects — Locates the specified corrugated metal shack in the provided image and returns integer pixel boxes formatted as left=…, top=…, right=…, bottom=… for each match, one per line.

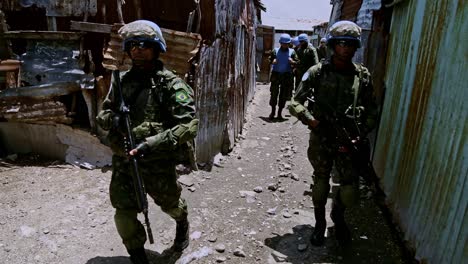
left=0, top=0, right=263, bottom=167
left=331, top=0, right=467, bottom=263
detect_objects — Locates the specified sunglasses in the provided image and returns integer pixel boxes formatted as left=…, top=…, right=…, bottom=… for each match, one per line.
left=336, top=40, right=356, bottom=48
left=126, top=41, right=153, bottom=50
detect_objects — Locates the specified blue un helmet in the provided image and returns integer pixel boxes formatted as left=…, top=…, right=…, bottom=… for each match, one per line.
left=292, top=36, right=300, bottom=47
left=298, top=33, right=309, bottom=43
left=279, top=33, right=292, bottom=44
left=119, top=20, right=167, bottom=53
left=326, top=20, right=362, bottom=48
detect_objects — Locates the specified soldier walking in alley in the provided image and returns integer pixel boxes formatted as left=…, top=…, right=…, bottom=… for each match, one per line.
left=317, top=37, right=328, bottom=61
left=96, top=20, right=198, bottom=264
left=295, top=33, right=319, bottom=90
left=289, top=21, right=378, bottom=247
left=268, top=33, right=298, bottom=120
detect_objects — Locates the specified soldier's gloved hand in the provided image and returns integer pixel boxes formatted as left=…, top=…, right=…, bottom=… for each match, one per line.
left=129, top=142, right=150, bottom=157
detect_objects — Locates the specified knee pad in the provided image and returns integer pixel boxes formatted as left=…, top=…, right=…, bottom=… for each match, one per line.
left=161, top=198, right=188, bottom=221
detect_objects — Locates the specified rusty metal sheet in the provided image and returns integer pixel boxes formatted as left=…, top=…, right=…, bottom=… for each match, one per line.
left=102, top=24, right=201, bottom=78
left=15, top=37, right=93, bottom=87
left=0, top=81, right=81, bottom=100
left=2, top=0, right=97, bottom=17
left=373, top=0, right=467, bottom=263
left=2, top=30, right=84, bottom=40
left=194, top=0, right=257, bottom=163
left=341, top=0, right=363, bottom=21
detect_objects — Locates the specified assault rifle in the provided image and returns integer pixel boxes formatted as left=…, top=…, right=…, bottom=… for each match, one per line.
left=310, top=98, right=383, bottom=197
left=113, top=70, right=154, bottom=244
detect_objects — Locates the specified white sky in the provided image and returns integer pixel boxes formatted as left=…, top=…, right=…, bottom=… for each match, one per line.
left=261, top=0, right=333, bottom=23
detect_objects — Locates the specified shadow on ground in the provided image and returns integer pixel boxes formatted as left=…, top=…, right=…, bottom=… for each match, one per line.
left=86, top=248, right=182, bottom=264
left=258, top=116, right=289, bottom=123
left=265, top=224, right=338, bottom=263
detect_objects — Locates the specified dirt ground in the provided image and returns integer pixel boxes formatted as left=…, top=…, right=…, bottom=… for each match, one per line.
left=0, top=83, right=415, bottom=264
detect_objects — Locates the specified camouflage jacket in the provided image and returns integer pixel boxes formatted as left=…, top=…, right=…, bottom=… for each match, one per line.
left=296, top=44, right=319, bottom=76
left=289, top=59, right=378, bottom=138
left=96, top=60, right=198, bottom=159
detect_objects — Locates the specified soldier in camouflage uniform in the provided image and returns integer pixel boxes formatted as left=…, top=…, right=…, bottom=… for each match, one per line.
left=289, top=21, right=378, bottom=247
left=317, top=37, right=328, bottom=62
left=96, top=20, right=198, bottom=264
left=268, top=33, right=298, bottom=120
left=295, top=33, right=319, bottom=90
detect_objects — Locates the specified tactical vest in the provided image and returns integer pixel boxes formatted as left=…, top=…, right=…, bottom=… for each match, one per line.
left=312, top=61, right=370, bottom=137
left=272, top=47, right=294, bottom=73
left=129, top=69, right=182, bottom=143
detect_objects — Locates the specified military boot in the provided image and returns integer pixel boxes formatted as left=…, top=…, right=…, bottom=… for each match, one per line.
left=269, top=106, right=276, bottom=120
left=331, top=200, right=351, bottom=246
left=127, top=247, right=149, bottom=264
left=310, top=206, right=326, bottom=246
left=277, top=108, right=283, bottom=119
left=173, top=217, right=190, bottom=251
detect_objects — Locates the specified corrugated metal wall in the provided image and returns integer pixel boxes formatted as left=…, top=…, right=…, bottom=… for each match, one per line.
left=341, top=0, right=363, bottom=20
left=195, top=0, right=257, bottom=163
left=374, top=0, right=467, bottom=263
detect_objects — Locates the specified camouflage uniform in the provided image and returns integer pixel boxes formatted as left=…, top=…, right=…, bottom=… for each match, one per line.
left=317, top=45, right=327, bottom=62
left=96, top=21, right=198, bottom=258
left=295, top=43, right=319, bottom=89
left=96, top=65, right=197, bottom=250
left=291, top=59, right=377, bottom=207
left=289, top=21, right=377, bottom=247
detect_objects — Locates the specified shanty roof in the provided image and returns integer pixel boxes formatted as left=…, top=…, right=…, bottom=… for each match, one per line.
left=262, top=17, right=325, bottom=31
left=260, top=0, right=331, bottom=31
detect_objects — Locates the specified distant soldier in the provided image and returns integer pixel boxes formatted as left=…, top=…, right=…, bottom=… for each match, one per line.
left=295, top=33, right=319, bottom=89
left=292, top=36, right=300, bottom=50
left=289, top=21, right=378, bottom=247
left=268, top=33, right=298, bottom=120
left=317, top=37, right=328, bottom=61
left=96, top=20, right=198, bottom=263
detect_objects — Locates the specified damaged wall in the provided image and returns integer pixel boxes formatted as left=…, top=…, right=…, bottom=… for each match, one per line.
left=0, top=0, right=261, bottom=167
left=374, top=0, right=467, bottom=263
left=195, top=0, right=258, bottom=163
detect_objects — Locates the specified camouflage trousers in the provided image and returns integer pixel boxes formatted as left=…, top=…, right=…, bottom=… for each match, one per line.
left=307, top=129, right=359, bottom=208
left=269, top=71, right=294, bottom=109
left=294, top=69, right=304, bottom=92
left=110, top=155, right=188, bottom=250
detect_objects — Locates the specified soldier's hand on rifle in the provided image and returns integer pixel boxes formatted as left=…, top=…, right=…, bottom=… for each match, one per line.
left=129, top=142, right=150, bottom=157
left=307, top=119, right=320, bottom=129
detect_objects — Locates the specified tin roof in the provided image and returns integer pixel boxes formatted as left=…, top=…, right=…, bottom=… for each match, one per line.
left=262, top=16, right=324, bottom=31
left=260, top=0, right=331, bottom=30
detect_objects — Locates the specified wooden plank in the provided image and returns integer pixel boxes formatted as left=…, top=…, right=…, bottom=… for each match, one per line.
left=0, top=82, right=81, bottom=100
left=70, top=21, right=113, bottom=34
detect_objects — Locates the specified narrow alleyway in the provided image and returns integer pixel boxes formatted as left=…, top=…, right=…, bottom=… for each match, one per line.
left=0, top=84, right=412, bottom=264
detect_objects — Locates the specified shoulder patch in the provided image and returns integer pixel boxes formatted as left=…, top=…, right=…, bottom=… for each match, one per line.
left=175, top=90, right=190, bottom=103
left=301, top=72, right=310, bottom=81
left=173, top=82, right=188, bottom=90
